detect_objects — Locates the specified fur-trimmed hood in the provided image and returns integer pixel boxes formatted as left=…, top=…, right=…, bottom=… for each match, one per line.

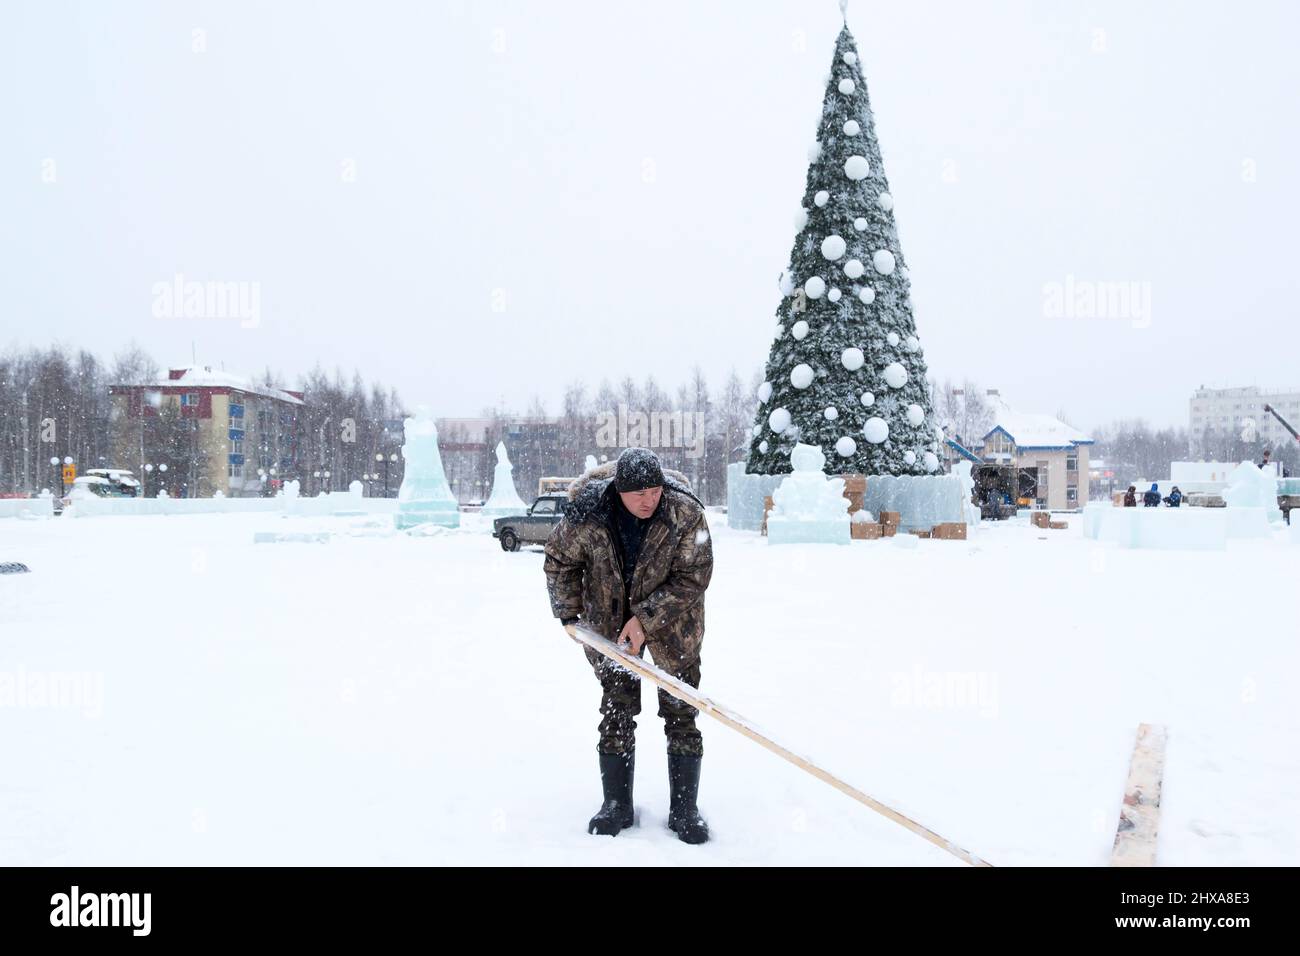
left=565, top=460, right=703, bottom=524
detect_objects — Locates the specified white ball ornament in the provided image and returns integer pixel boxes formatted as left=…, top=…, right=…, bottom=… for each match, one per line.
left=820, top=234, right=846, bottom=260
left=759, top=441, right=769, bottom=453
left=842, top=51, right=858, bottom=65
left=860, top=391, right=875, bottom=407
left=838, top=78, right=855, bottom=94
left=877, top=192, right=894, bottom=212
left=862, top=417, right=889, bottom=444
left=835, top=436, right=857, bottom=457
left=804, top=276, right=826, bottom=299
left=752, top=424, right=762, bottom=437
left=872, top=249, right=896, bottom=275
left=824, top=406, right=839, bottom=421
left=854, top=217, right=867, bottom=231
left=841, top=347, right=865, bottom=371
left=844, top=155, right=870, bottom=181
left=923, top=451, right=940, bottom=473
left=906, top=335, right=919, bottom=352
left=790, top=364, right=814, bottom=389
left=757, top=381, right=772, bottom=403
left=843, top=120, right=860, bottom=136
left=814, top=190, right=829, bottom=207
left=883, top=363, right=908, bottom=389
left=903, top=450, right=917, bottom=466
left=769, top=407, right=792, bottom=433
left=887, top=331, right=900, bottom=347
left=791, top=320, right=809, bottom=340
left=858, top=286, right=875, bottom=304
left=843, top=258, right=864, bottom=279
left=906, top=403, right=925, bottom=426
left=827, top=287, right=842, bottom=302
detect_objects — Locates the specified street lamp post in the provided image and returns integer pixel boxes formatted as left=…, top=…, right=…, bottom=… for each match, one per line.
left=50, top=456, right=61, bottom=496
left=143, top=462, right=169, bottom=497
left=376, top=452, right=399, bottom=497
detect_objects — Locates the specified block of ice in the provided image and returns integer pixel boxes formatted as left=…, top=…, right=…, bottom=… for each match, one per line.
left=396, top=408, right=460, bottom=530
left=726, top=461, right=784, bottom=531
left=1223, top=461, right=1282, bottom=524
left=1090, top=506, right=1227, bottom=550
left=767, top=444, right=850, bottom=545
left=861, top=474, right=964, bottom=532
left=481, top=441, right=528, bottom=519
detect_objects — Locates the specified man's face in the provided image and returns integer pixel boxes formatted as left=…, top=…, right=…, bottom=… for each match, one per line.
left=619, top=486, right=662, bottom=519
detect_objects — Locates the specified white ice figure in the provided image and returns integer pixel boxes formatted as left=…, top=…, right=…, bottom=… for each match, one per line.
left=396, top=408, right=460, bottom=530
left=954, top=461, right=981, bottom=526
left=1222, top=460, right=1281, bottom=535
left=481, top=441, right=528, bottom=519
left=766, top=443, right=850, bottom=545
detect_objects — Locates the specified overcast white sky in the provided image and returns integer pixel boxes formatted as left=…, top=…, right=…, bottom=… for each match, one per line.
left=2, top=0, right=1297, bottom=431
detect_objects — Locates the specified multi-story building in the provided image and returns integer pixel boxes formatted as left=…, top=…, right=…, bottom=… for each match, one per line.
left=109, top=366, right=305, bottom=497
left=1189, top=385, right=1300, bottom=454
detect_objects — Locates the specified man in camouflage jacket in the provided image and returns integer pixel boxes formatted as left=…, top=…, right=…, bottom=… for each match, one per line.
left=543, top=447, right=713, bottom=844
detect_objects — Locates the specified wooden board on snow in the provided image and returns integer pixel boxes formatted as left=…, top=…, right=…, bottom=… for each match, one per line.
left=1111, top=722, right=1168, bottom=867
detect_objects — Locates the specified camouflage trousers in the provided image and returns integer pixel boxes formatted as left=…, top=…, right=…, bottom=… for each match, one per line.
left=583, top=641, right=703, bottom=757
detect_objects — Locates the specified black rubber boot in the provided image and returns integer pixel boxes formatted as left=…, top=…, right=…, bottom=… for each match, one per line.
left=667, top=753, right=709, bottom=844
left=588, top=752, right=635, bottom=836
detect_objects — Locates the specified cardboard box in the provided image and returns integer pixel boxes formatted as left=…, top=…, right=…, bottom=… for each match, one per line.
left=880, top=522, right=897, bottom=537
left=1031, top=511, right=1051, bottom=529
left=840, top=474, right=867, bottom=496
left=1049, top=520, right=1068, bottom=530
left=880, top=510, right=901, bottom=526
left=851, top=521, right=882, bottom=540
left=932, top=522, right=967, bottom=540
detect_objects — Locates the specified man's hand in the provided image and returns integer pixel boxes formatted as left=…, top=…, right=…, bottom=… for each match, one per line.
left=616, top=615, right=647, bottom=655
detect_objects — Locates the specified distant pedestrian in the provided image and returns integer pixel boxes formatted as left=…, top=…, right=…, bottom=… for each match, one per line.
left=1142, top=483, right=1161, bottom=507
left=1123, top=486, right=1137, bottom=507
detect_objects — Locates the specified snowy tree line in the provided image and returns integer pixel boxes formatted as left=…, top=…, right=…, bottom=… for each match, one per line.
left=441, top=366, right=762, bottom=506
left=1090, top=420, right=1297, bottom=485
left=0, top=343, right=408, bottom=496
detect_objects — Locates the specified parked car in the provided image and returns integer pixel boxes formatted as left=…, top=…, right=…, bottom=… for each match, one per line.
left=69, top=475, right=136, bottom=498
left=492, top=494, right=569, bottom=552
left=83, top=468, right=141, bottom=496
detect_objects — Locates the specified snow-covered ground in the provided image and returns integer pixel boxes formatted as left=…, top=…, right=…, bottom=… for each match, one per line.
left=1, top=509, right=1296, bottom=866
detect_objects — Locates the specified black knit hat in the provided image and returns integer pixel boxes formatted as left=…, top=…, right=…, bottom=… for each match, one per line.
left=614, top=447, right=664, bottom=492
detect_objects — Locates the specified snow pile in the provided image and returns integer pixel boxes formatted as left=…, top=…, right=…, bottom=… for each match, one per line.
left=766, top=444, right=850, bottom=546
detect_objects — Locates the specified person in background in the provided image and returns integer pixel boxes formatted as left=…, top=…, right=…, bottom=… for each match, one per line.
left=1142, top=483, right=1161, bottom=507
left=1123, top=485, right=1137, bottom=507
left=1163, top=485, right=1183, bottom=508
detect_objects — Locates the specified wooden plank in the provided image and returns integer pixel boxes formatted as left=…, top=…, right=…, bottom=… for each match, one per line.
left=1111, top=722, right=1168, bottom=867
left=568, top=624, right=993, bottom=867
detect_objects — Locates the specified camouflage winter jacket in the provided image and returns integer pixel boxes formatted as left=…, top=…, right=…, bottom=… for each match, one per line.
left=543, top=462, right=713, bottom=659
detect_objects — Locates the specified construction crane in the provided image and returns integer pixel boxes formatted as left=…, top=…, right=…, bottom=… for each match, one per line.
left=1263, top=404, right=1300, bottom=443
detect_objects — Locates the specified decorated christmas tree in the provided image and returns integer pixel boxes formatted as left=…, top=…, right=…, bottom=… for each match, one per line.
left=747, top=23, right=942, bottom=477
